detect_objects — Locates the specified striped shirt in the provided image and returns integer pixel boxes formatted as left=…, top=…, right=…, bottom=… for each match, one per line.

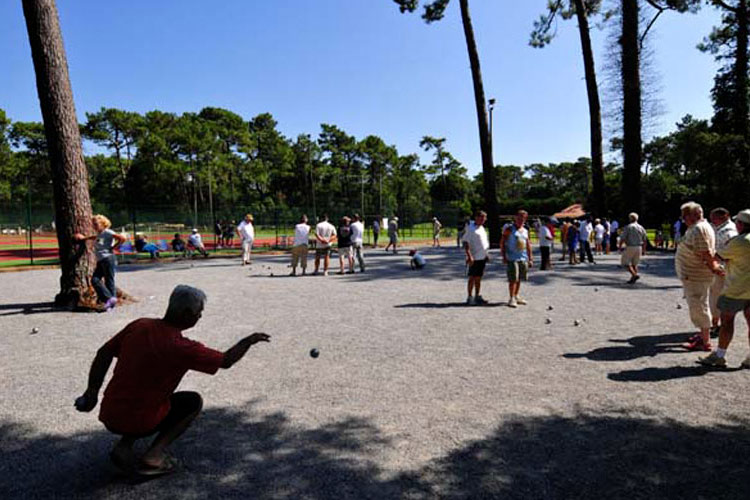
left=675, top=220, right=715, bottom=281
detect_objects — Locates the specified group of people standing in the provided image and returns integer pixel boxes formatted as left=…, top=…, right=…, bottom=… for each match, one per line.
left=287, top=214, right=366, bottom=276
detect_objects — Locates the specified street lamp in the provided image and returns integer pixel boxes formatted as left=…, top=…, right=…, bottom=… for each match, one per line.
left=488, top=98, right=496, bottom=149
left=186, top=172, right=197, bottom=228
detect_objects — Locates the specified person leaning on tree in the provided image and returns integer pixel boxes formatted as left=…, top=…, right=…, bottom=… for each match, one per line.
left=73, top=214, right=126, bottom=311
left=74, top=285, right=270, bottom=477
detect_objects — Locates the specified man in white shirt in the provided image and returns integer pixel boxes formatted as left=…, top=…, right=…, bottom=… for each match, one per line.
left=187, top=229, right=208, bottom=258
left=236, top=214, right=255, bottom=266
left=463, top=211, right=490, bottom=306
left=314, top=214, right=337, bottom=276
left=432, top=217, right=442, bottom=247
left=290, top=214, right=311, bottom=276
left=578, top=217, right=595, bottom=263
left=350, top=214, right=366, bottom=273
left=539, top=218, right=554, bottom=270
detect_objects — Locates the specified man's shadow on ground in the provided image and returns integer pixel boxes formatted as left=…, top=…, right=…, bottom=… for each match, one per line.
left=3, top=404, right=750, bottom=499
left=563, top=332, right=746, bottom=382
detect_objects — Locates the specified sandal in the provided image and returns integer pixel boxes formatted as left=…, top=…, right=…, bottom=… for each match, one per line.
left=137, top=455, right=180, bottom=477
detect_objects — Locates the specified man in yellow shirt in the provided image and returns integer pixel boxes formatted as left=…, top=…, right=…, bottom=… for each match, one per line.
left=698, top=209, right=750, bottom=368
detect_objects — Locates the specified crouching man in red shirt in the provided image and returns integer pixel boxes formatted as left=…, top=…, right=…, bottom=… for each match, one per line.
left=74, top=285, right=270, bottom=476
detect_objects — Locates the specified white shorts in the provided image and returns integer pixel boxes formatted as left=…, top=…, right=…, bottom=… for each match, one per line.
left=621, top=246, right=641, bottom=267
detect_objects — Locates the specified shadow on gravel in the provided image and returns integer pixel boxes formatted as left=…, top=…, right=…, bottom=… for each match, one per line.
left=3, top=408, right=750, bottom=499
left=607, top=365, right=725, bottom=382
left=563, top=332, right=692, bottom=362
left=0, top=301, right=57, bottom=317
left=395, top=302, right=505, bottom=309
left=0, top=400, right=392, bottom=500
left=396, top=413, right=750, bottom=499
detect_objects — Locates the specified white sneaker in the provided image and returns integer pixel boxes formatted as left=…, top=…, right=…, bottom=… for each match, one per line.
left=508, top=297, right=518, bottom=308
left=516, top=297, right=527, bottom=305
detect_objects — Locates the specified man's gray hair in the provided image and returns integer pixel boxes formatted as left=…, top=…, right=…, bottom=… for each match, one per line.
left=166, top=285, right=207, bottom=317
left=681, top=201, right=703, bottom=217
left=629, top=212, right=639, bottom=222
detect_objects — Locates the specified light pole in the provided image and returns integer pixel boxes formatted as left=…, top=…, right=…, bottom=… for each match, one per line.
left=488, top=98, right=496, bottom=154
left=187, top=172, right=197, bottom=228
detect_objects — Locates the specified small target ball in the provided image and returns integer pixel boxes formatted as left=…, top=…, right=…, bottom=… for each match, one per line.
left=309, top=348, right=319, bottom=358
left=594, top=288, right=599, bottom=292
left=547, top=305, right=554, bottom=311
left=31, top=327, right=39, bottom=334
left=677, top=304, right=682, bottom=309
left=574, top=320, right=581, bottom=326
left=545, top=318, right=552, bottom=324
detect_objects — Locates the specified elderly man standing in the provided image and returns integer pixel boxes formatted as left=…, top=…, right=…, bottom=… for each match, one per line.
left=698, top=210, right=750, bottom=368
left=463, top=210, right=490, bottom=305
left=676, top=202, right=720, bottom=352
left=236, top=214, right=255, bottom=266
left=74, top=285, right=270, bottom=476
left=618, top=212, right=648, bottom=284
left=290, top=214, right=310, bottom=276
left=708, top=207, right=738, bottom=337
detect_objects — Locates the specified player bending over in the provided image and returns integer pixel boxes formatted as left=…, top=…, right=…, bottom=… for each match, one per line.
left=74, top=285, right=270, bottom=477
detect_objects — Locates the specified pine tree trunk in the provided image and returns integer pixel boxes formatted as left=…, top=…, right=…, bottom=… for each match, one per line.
left=621, top=0, right=642, bottom=215
left=459, top=0, right=500, bottom=246
left=735, top=0, right=749, bottom=142
left=22, top=0, right=97, bottom=309
left=574, top=0, right=607, bottom=216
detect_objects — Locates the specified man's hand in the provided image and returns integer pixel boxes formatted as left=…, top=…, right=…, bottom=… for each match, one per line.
left=244, top=332, right=271, bottom=345
left=74, top=390, right=97, bottom=412
left=528, top=260, right=534, bottom=268
left=73, top=233, right=87, bottom=241
left=466, top=255, right=474, bottom=266
left=222, top=333, right=271, bottom=369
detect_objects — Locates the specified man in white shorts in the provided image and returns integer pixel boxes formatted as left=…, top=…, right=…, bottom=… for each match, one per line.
left=236, top=214, right=255, bottom=266
left=618, top=212, right=647, bottom=284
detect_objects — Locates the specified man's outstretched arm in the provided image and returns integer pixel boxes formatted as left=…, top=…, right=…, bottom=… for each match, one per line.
left=222, top=333, right=271, bottom=369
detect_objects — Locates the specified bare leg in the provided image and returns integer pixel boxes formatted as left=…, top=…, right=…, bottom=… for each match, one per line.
left=141, top=393, right=203, bottom=467
left=717, top=311, right=736, bottom=350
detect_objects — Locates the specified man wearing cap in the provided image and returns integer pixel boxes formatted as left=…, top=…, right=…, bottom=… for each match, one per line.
left=385, top=216, right=399, bottom=254
left=236, top=214, right=255, bottom=266
left=708, top=207, right=738, bottom=337
left=432, top=217, right=442, bottom=247
left=698, top=209, right=750, bottom=368
left=187, top=229, right=208, bottom=258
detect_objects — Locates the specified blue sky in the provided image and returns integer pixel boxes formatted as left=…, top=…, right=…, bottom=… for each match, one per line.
left=1, top=1, right=721, bottom=175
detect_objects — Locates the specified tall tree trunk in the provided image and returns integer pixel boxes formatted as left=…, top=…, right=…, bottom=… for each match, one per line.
left=574, top=0, right=607, bottom=216
left=22, top=0, right=96, bottom=308
left=459, top=0, right=500, bottom=246
left=735, top=0, right=749, bottom=142
left=621, top=0, right=642, bottom=215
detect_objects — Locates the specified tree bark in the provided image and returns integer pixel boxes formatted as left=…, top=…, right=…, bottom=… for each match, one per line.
left=574, top=0, right=607, bottom=216
left=22, top=0, right=97, bottom=309
left=735, top=0, right=749, bottom=143
left=459, top=0, right=500, bottom=246
left=621, top=0, right=643, bottom=215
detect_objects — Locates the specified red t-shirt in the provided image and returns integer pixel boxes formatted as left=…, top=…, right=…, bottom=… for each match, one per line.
left=99, top=318, right=224, bottom=435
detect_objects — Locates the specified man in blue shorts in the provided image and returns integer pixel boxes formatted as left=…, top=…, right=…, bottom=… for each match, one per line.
left=501, top=210, right=533, bottom=308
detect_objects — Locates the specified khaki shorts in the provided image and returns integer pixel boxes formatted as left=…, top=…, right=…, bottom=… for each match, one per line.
left=621, top=246, right=642, bottom=267
left=506, top=260, right=528, bottom=282
left=681, top=278, right=712, bottom=329
left=316, top=247, right=331, bottom=257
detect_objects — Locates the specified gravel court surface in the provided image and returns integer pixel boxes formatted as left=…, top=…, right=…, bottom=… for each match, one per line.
left=1, top=247, right=750, bottom=499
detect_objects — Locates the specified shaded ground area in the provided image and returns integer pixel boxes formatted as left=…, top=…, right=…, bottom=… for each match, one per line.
left=1, top=247, right=749, bottom=498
